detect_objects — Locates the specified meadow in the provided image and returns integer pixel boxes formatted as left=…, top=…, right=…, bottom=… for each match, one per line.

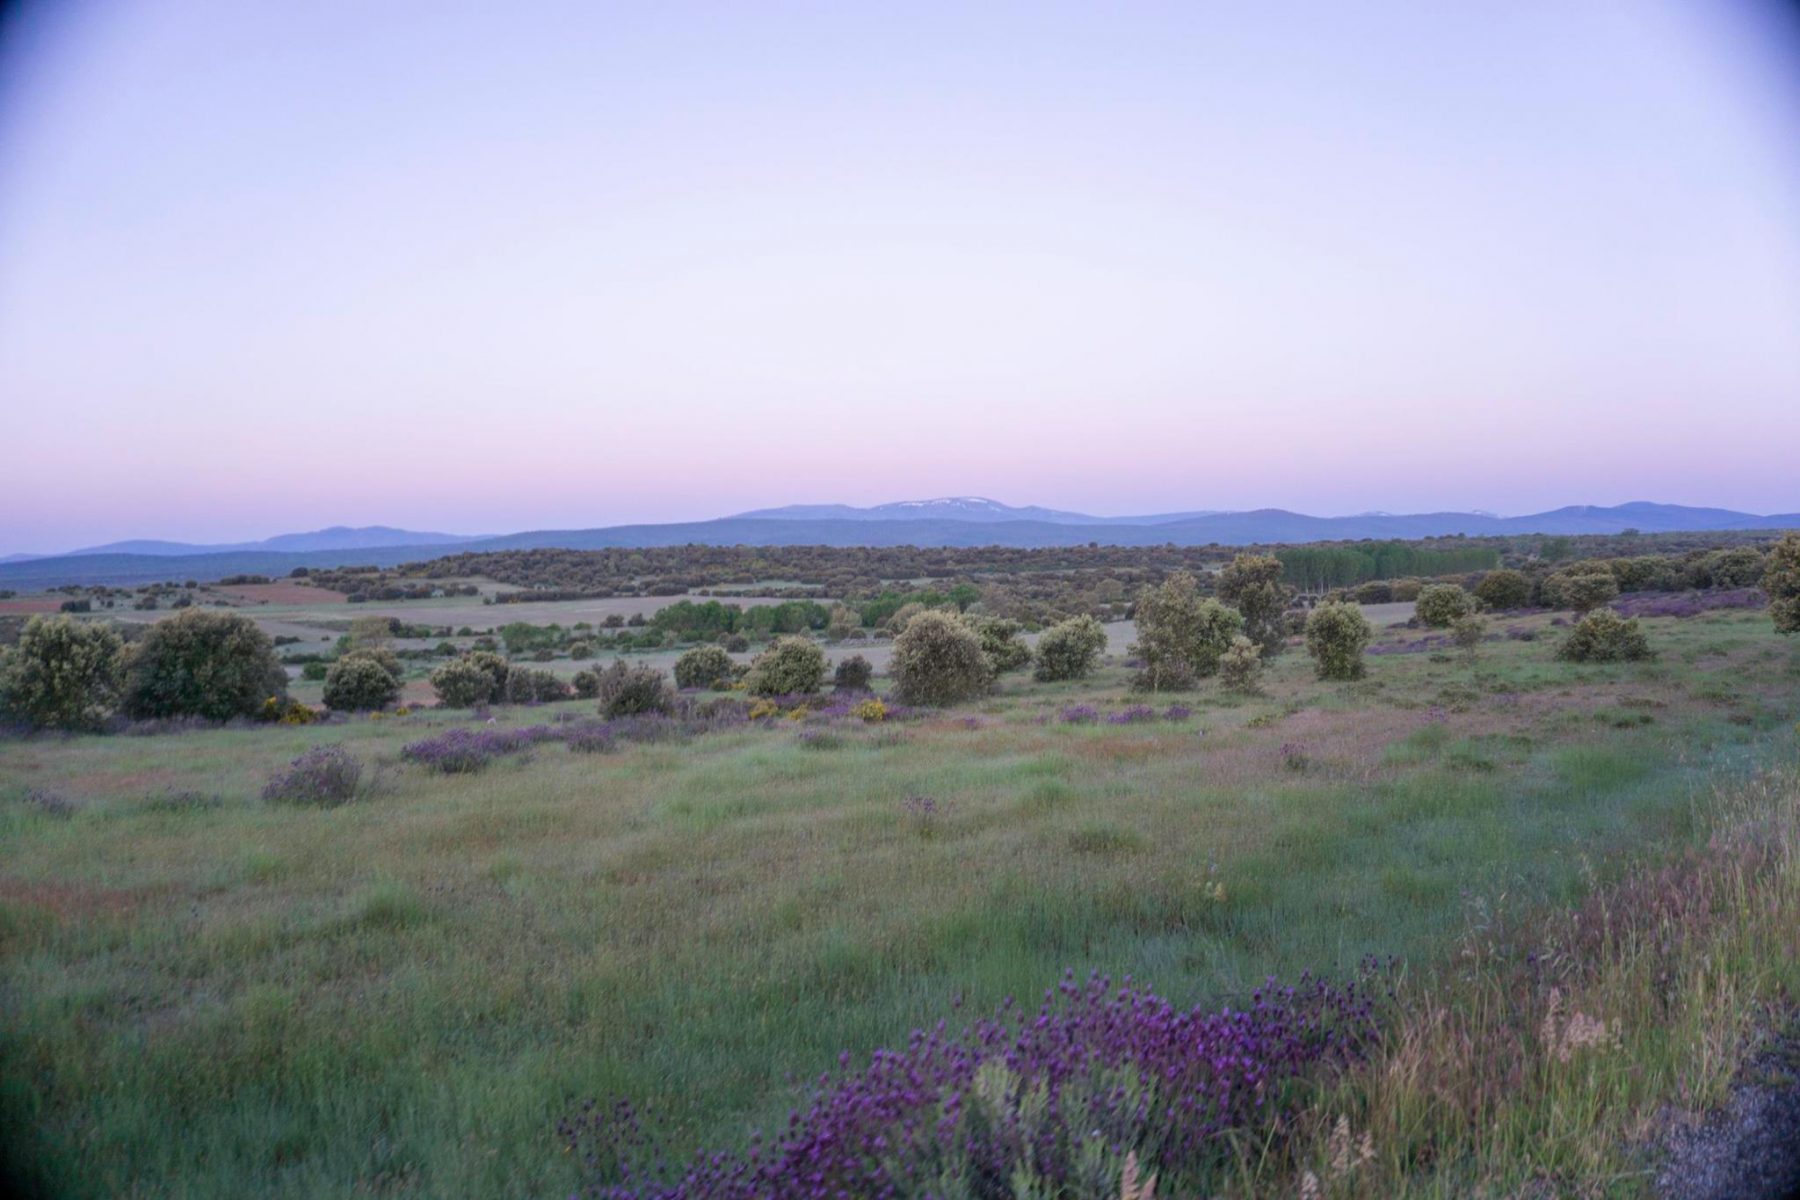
left=3, top=596, right=1797, bottom=1197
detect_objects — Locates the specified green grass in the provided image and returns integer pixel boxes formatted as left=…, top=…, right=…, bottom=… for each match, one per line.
left=0, top=608, right=1795, bottom=1197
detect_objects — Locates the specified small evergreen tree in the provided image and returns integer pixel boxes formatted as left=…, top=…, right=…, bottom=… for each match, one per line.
left=1216, top=554, right=1292, bottom=658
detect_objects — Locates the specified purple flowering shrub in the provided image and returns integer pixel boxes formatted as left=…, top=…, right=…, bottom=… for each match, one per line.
left=1161, top=705, right=1192, bottom=722
left=1105, top=705, right=1157, bottom=725
left=1058, top=704, right=1100, bottom=724
left=561, top=967, right=1385, bottom=1200
left=401, top=708, right=753, bottom=772
left=1611, top=588, right=1764, bottom=619
left=262, top=745, right=363, bottom=805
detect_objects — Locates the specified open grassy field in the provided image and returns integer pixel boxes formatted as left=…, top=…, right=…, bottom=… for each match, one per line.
left=2, top=604, right=1797, bottom=1197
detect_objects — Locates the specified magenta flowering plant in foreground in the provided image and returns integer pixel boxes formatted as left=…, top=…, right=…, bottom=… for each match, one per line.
left=560, top=965, right=1388, bottom=1200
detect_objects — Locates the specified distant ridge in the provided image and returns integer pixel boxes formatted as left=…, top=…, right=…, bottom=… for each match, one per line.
left=3, top=502, right=1796, bottom=588
left=41, top=525, right=482, bottom=560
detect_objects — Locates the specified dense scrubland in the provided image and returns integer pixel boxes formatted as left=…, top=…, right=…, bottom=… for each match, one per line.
left=2, top=531, right=1799, bottom=1197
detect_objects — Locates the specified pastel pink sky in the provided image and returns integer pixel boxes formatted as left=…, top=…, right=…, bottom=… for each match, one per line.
left=2, top=1, right=1799, bottom=553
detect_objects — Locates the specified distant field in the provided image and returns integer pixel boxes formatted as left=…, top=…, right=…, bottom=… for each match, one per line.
left=2, top=603, right=1796, bottom=1197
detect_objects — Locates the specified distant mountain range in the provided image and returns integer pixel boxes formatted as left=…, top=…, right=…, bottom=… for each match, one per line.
left=2, top=500, right=1795, bottom=589
left=0, top=525, right=479, bottom=565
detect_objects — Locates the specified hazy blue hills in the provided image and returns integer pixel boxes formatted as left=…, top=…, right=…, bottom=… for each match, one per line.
left=3, top=502, right=1796, bottom=589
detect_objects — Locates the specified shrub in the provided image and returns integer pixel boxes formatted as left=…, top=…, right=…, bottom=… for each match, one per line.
left=889, top=612, right=993, bottom=706
left=1693, top=546, right=1765, bottom=589
left=343, top=645, right=402, bottom=680
left=560, top=969, right=1382, bottom=1200
left=1558, top=609, right=1653, bottom=663
left=1033, top=615, right=1107, bottom=682
left=430, top=657, right=495, bottom=707
left=1452, top=614, right=1488, bottom=661
left=1473, top=569, right=1531, bottom=611
left=744, top=636, right=827, bottom=697
left=970, top=617, right=1032, bottom=674
left=122, top=609, right=288, bottom=720
left=1389, top=578, right=1423, bottom=602
left=675, top=644, right=735, bottom=690
left=1216, top=554, right=1293, bottom=658
left=569, top=640, right=595, bottom=660
left=323, top=654, right=401, bottom=711
left=723, top=634, right=750, bottom=653
left=504, top=667, right=572, bottom=704
left=0, top=615, right=124, bottom=731
left=1351, top=581, right=1393, bottom=604
left=1543, top=567, right=1620, bottom=615
left=59, top=598, right=92, bottom=614
left=594, top=660, right=675, bottom=717
left=1767, top=532, right=1800, bottom=635
left=833, top=654, right=873, bottom=692
left=1414, top=583, right=1475, bottom=628
left=1304, top=600, right=1373, bottom=680
left=1219, top=635, right=1263, bottom=693
left=261, top=745, right=363, bottom=806
left=1130, top=572, right=1242, bottom=691
left=850, top=696, right=887, bottom=722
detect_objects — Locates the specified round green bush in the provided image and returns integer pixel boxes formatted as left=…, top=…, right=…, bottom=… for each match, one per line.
left=971, top=617, right=1032, bottom=674
left=1033, top=615, right=1107, bottom=682
left=744, top=636, right=827, bottom=697
left=674, top=644, right=735, bottom=690
left=122, top=609, right=288, bottom=720
left=1414, top=584, right=1475, bottom=628
left=1304, top=600, right=1373, bottom=680
left=430, top=657, right=495, bottom=708
left=1219, top=634, right=1263, bottom=693
left=594, top=660, right=675, bottom=717
left=323, top=654, right=401, bottom=711
left=1767, top=532, right=1800, bottom=635
left=832, top=654, right=873, bottom=691
left=0, top=615, right=123, bottom=731
left=1543, top=568, right=1619, bottom=615
left=890, top=612, right=992, bottom=706
left=503, top=666, right=571, bottom=704
left=1557, top=610, right=1653, bottom=663
left=1473, top=569, right=1532, bottom=611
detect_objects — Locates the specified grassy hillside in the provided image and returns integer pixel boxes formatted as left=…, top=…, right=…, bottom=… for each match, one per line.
left=1, top=605, right=1796, bottom=1196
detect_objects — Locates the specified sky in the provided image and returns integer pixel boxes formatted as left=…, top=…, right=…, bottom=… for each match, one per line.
left=1, top=1, right=1798, bottom=553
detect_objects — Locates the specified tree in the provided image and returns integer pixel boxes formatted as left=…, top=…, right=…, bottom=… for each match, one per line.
left=1414, top=584, right=1475, bottom=628
left=1473, top=569, right=1531, bottom=611
left=1762, top=533, right=1800, bottom=635
left=0, top=615, right=123, bottom=730
left=122, top=609, right=287, bottom=720
left=889, top=611, right=992, bottom=706
left=323, top=654, right=400, bottom=711
left=1129, top=572, right=1242, bottom=691
left=744, top=636, right=827, bottom=696
left=1558, top=610, right=1652, bottom=663
left=1304, top=600, right=1372, bottom=680
left=675, top=644, right=736, bottom=690
left=1216, top=554, right=1292, bottom=658
left=1033, top=616, right=1107, bottom=682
